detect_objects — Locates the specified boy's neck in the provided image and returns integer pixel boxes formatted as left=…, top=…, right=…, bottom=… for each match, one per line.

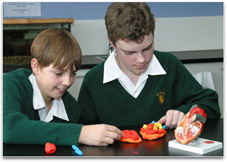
left=115, top=57, right=140, bottom=86
left=44, top=98, right=53, bottom=112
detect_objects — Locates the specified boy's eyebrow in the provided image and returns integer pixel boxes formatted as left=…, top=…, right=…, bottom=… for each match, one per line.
left=121, top=48, right=136, bottom=53
left=143, top=43, right=153, bottom=50
left=121, top=42, right=153, bottom=53
left=54, top=67, right=77, bottom=73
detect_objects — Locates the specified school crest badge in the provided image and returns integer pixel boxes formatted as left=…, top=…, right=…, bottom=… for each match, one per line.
left=156, top=91, right=165, bottom=105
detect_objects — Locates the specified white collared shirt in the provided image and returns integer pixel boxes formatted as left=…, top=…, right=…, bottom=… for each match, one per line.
left=103, top=51, right=166, bottom=98
left=29, top=74, right=69, bottom=122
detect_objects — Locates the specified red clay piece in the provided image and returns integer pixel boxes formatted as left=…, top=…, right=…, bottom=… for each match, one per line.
left=45, top=142, right=56, bottom=154
left=120, top=130, right=142, bottom=143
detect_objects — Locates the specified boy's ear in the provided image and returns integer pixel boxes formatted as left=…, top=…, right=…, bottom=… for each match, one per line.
left=31, top=58, right=39, bottom=75
left=107, top=36, right=116, bottom=49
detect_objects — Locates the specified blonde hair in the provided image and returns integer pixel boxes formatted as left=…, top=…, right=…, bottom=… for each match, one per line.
left=31, top=28, right=82, bottom=71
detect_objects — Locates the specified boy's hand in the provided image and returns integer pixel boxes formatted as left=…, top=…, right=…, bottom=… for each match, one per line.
left=78, top=124, right=123, bottom=146
left=157, top=110, right=185, bottom=129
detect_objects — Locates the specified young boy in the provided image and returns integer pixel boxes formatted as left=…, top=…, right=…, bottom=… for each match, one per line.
left=78, top=2, right=221, bottom=128
left=3, top=28, right=122, bottom=146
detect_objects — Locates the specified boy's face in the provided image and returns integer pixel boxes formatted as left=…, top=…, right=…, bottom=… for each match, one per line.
left=113, top=33, right=154, bottom=77
left=34, top=63, right=76, bottom=102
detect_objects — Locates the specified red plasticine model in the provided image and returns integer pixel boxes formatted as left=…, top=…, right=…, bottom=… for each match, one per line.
left=120, top=130, right=142, bottom=143
left=45, top=142, right=56, bottom=154
left=140, top=121, right=166, bottom=140
left=175, top=105, right=207, bottom=145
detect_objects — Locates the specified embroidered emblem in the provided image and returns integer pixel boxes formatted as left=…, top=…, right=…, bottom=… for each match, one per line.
left=156, top=92, right=165, bottom=105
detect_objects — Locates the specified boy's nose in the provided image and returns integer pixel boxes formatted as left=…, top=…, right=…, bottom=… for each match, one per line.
left=137, top=53, right=145, bottom=63
left=62, top=75, right=73, bottom=86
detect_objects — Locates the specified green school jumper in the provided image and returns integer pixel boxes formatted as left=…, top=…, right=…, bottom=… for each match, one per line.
left=78, top=51, right=221, bottom=127
left=3, top=68, right=82, bottom=146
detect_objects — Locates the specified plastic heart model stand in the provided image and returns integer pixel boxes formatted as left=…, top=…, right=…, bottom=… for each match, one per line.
left=174, top=105, right=207, bottom=145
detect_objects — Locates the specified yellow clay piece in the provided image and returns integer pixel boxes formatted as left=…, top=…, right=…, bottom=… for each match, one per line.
left=143, top=124, right=148, bottom=129
left=153, top=122, right=162, bottom=130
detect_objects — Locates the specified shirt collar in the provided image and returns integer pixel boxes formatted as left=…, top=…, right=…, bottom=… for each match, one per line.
left=103, top=50, right=166, bottom=84
left=103, top=51, right=124, bottom=83
left=28, top=74, right=69, bottom=122
left=147, top=52, right=167, bottom=76
left=29, top=74, right=46, bottom=109
left=44, top=99, right=69, bottom=122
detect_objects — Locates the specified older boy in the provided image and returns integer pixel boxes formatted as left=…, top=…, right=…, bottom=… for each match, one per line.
left=3, top=29, right=122, bottom=146
left=78, top=2, right=221, bottom=128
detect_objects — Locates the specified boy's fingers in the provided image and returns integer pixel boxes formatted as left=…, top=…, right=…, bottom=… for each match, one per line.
left=177, top=113, right=185, bottom=125
left=105, top=126, right=122, bottom=140
left=107, top=125, right=123, bottom=136
left=157, top=115, right=166, bottom=125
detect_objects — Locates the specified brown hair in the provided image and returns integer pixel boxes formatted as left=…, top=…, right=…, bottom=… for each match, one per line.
left=105, top=2, right=155, bottom=45
left=31, top=28, right=82, bottom=71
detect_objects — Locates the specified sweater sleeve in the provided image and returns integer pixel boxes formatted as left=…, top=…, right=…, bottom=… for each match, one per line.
left=170, top=57, right=221, bottom=119
left=3, top=74, right=82, bottom=146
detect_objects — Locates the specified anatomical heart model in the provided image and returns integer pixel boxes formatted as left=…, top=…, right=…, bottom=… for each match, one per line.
left=175, top=105, right=207, bottom=145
